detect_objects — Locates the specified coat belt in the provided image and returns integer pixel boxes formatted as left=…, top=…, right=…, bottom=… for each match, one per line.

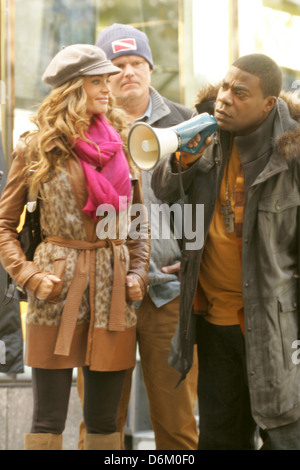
left=45, top=236, right=126, bottom=357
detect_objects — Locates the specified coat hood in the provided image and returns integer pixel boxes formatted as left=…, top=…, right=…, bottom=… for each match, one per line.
left=195, top=84, right=300, bottom=161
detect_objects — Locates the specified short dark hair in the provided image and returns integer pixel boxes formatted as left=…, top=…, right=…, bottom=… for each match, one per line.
left=232, top=54, right=282, bottom=98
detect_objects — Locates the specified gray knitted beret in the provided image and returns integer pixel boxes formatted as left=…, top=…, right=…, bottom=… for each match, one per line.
left=42, top=44, right=121, bottom=88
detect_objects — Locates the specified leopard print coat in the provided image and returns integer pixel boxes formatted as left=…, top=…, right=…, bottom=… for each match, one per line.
left=0, top=141, right=150, bottom=371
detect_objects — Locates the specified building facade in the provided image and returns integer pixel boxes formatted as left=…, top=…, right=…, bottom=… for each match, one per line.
left=1, top=0, right=300, bottom=171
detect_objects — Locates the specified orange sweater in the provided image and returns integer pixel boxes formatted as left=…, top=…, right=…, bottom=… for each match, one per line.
left=197, top=143, right=245, bottom=326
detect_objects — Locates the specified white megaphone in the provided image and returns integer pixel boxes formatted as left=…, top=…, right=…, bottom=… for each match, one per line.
left=128, top=112, right=218, bottom=171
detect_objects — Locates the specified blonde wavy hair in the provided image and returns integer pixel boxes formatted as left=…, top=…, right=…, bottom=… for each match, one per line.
left=24, top=76, right=132, bottom=198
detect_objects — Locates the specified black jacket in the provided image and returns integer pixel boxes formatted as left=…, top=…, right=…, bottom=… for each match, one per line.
left=152, top=88, right=300, bottom=430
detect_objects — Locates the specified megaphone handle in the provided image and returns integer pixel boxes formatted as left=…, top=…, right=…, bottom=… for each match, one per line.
left=175, top=151, right=201, bottom=171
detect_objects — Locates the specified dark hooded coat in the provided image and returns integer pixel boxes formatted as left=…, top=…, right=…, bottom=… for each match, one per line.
left=151, top=87, right=300, bottom=430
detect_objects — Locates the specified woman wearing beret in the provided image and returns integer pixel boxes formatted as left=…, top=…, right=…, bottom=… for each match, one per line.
left=0, top=44, right=150, bottom=450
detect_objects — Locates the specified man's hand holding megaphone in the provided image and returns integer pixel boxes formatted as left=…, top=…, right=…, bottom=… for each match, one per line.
left=175, top=133, right=213, bottom=171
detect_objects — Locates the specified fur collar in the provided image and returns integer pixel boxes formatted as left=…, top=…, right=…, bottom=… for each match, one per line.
left=194, top=84, right=300, bottom=161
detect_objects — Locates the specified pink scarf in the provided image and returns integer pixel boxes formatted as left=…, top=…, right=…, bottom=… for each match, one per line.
left=73, top=114, right=132, bottom=221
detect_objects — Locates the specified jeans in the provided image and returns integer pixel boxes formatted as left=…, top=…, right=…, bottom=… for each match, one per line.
left=196, top=316, right=300, bottom=450
left=196, top=316, right=256, bottom=449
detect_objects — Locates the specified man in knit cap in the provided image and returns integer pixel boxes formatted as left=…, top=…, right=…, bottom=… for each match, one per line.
left=92, top=23, right=198, bottom=450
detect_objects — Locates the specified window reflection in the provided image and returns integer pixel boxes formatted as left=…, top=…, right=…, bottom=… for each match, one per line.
left=14, top=0, right=97, bottom=109
left=13, top=0, right=180, bottom=145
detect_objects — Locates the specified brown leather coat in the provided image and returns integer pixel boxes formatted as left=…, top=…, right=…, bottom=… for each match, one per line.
left=0, top=138, right=150, bottom=371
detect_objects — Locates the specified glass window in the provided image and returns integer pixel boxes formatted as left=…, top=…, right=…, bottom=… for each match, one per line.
left=192, top=0, right=231, bottom=86
left=14, top=0, right=98, bottom=144
left=97, top=0, right=180, bottom=102
left=14, top=0, right=97, bottom=110
left=7, top=0, right=300, bottom=160
left=13, top=0, right=182, bottom=147
left=238, top=0, right=300, bottom=91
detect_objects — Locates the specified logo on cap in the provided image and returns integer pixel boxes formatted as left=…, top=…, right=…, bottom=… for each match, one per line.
left=112, top=38, right=137, bottom=54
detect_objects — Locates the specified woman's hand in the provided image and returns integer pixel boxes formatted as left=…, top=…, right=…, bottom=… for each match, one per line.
left=36, top=274, right=61, bottom=300
left=126, top=274, right=143, bottom=302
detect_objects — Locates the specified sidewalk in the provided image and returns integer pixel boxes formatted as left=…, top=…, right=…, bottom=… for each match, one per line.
left=0, top=363, right=155, bottom=450
left=0, top=367, right=83, bottom=450
left=1, top=306, right=155, bottom=450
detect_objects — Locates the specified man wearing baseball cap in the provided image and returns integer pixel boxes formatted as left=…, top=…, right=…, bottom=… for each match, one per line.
left=88, top=23, right=198, bottom=450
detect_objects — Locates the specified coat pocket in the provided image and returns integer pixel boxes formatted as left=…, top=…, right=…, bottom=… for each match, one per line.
left=46, top=257, right=66, bottom=304
left=258, top=191, right=300, bottom=254
left=278, top=295, right=298, bottom=371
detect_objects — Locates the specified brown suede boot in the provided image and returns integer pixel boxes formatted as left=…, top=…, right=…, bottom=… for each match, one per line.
left=84, top=432, right=120, bottom=450
left=24, top=433, right=63, bottom=450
